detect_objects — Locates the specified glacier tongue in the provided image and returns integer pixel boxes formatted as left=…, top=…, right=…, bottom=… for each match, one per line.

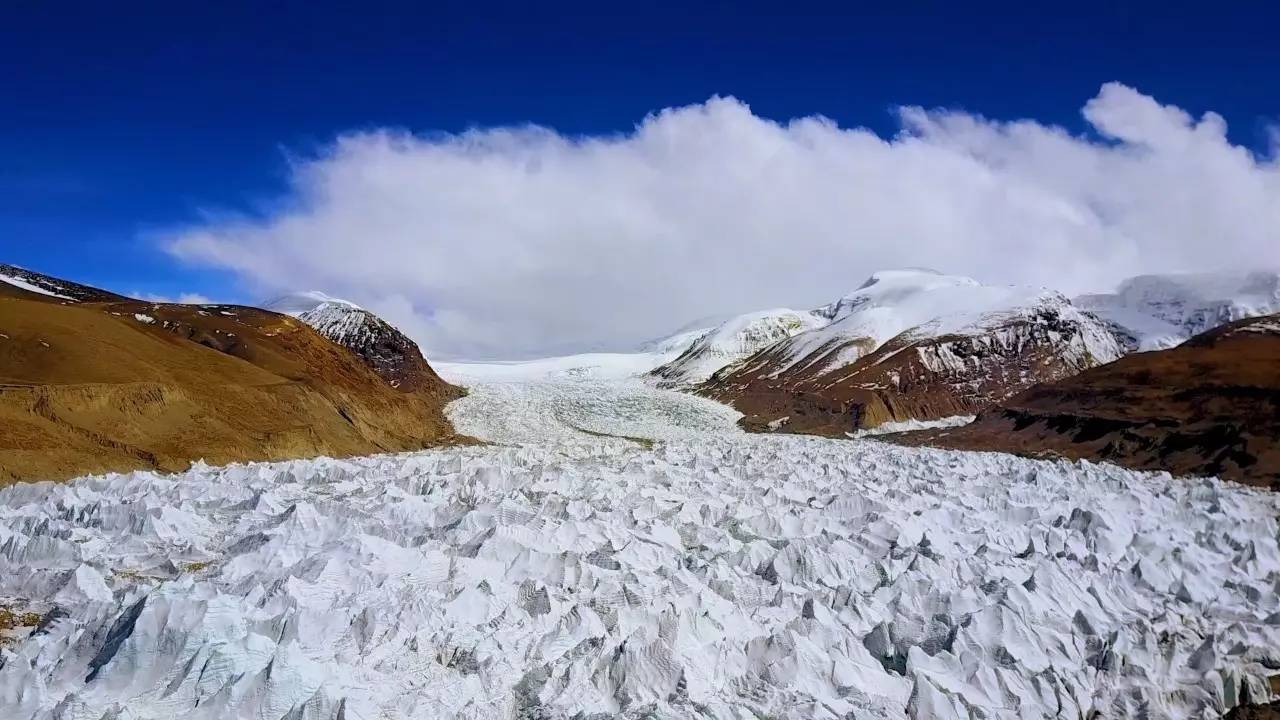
left=2, top=378, right=1279, bottom=719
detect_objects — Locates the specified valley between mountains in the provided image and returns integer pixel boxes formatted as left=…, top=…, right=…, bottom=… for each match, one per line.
left=1, top=263, right=1279, bottom=718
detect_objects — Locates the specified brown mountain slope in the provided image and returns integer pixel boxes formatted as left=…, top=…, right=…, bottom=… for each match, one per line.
left=897, top=314, right=1280, bottom=488
left=0, top=275, right=465, bottom=485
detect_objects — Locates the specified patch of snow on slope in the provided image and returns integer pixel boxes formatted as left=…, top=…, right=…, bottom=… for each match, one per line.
left=1237, top=317, right=1280, bottom=335
left=0, top=272, right=73, bottom=300
left=1077, top=271, right=1280, bottom=351
left=848, top=414, right=976, bottom=438
left=2, top=430, right=1278, bottom=719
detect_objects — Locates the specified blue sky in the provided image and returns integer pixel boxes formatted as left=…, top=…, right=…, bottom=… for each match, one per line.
left=2, top=2, right=1278, bottom=327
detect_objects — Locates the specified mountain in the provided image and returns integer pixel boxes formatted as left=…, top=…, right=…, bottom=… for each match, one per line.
left=1, top=263, right=128, bottom=303
left=0, top=267, right=464, bottom=484
left=898, top=313, right=1280, bottom=488
left=699, top=270, right=1124, bottom=436
left=649, top=308, right=826, bottom=387
left=264, top=291, right=454, bottom=395
left=1076, top=270, right=1280, bottom=351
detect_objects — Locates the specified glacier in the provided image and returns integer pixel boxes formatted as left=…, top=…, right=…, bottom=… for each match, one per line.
left=1, top=372, right=1279, bottom=719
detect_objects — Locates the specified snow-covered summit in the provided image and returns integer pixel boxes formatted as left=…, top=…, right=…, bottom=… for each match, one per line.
left=650, top=270, right=991, bottom=387
left=264, top=291, right=380, bottom=350
left=1076, top=270, right=1280, bottom=351
left=700, top=271, right=1124, bottom=434
left=651, top=269, right=1123, bottom=394
left=650, top=307, right=826, bottom=387
left=262, top=290, right=362, bottom=316
left=637, top=326, right=713, bottom=356
left=745, top=270, right=1117, bottom=380
left=814, top=268, right=981, bottom=321
left=264, top=291, right=448, bottom=393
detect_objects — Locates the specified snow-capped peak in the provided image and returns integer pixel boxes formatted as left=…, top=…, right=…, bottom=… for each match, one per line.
left=816, top=269, right=981, bottom=321
left=262, top=290, right=442, bottom=391
left=263, top=290, right=363, bottom=316
left=263, top=291, right=381, bottom=351
left=650, top=308, right=827, bottom=387
left=651, top=269, right=1120, bottom=388
left=760, top=273, right=1089, bottom=379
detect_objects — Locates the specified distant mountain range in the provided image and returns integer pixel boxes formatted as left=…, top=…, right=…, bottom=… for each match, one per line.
left=4, top=260, right=1277, bottom=486
left=638, top=267, right=1279, bottom=484
left=685, top=270, right=1124, bottom=435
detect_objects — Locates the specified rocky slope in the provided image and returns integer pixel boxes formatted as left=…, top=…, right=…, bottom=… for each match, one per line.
left=898, top=314, right=1280, bottom=488
left=700, top=270, right=1124, bottom=436
left=265, top=292, right=455, bottom=395
left=0, top=267, right=463, bottom=484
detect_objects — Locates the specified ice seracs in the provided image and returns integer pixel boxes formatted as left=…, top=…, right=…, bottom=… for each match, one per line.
left=3, top=322, right=1279, bottom=719
left=2, top=420, right=1277, bottom=719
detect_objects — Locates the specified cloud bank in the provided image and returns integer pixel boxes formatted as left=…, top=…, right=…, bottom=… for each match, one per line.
left=165, top=83, right=1280, bottom=359
left=136, top=291, right=214, bottom=305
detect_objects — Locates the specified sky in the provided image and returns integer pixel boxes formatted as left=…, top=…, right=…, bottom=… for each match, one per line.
left=2, top=2, right=1279, bottom=358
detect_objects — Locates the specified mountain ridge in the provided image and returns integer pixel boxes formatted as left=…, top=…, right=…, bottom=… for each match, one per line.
left=0, top=267, right=464, bottom=484
left=265, top=292, right=455, bottom=395
left=672, top=271, right=1122, bottom=435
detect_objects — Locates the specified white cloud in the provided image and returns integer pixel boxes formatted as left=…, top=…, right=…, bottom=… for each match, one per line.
left=137, top=291, right=214, bottom=305
left=164, top=83, right=1280, bottom=359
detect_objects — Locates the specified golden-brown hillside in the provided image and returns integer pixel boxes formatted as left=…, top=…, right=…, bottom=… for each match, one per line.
left=0, top=271, right=465, bottom=484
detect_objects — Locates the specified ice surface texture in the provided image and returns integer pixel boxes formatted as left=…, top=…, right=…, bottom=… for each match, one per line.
left=3, top=433, right=1278, bottom=718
